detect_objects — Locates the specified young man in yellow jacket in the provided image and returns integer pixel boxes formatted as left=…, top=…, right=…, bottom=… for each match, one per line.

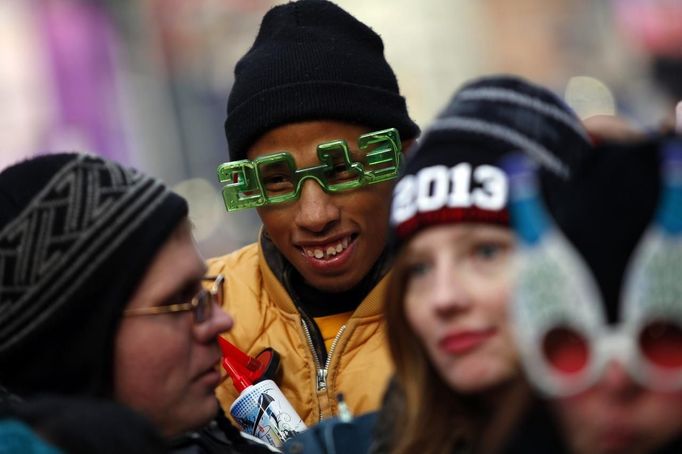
left=209, top=0, right=419, bottom=426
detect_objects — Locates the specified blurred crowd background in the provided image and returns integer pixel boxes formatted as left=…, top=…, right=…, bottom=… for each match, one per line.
left=1, top=0, right=680, bottom=257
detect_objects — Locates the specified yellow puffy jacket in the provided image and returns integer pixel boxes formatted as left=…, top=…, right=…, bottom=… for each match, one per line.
left=207, top=236, right=393, bottom=426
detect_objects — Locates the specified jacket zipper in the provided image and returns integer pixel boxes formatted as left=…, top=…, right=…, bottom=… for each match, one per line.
left=300, top=320, right=347, bottom=392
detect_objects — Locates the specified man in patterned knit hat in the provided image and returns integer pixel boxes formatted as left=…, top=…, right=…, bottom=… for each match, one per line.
left=0, top=153, right=273, bottom=453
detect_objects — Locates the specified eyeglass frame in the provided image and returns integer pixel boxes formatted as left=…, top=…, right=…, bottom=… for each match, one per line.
left=123, top=274, right=225, bottom=324
left=216, top=128, right=403, bottom=212
left=507, top=159, right=682, bottom=396
left=517, top=314, right=682, bottom=398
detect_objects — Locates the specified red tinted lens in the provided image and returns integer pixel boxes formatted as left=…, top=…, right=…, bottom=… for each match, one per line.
left=639, top=321, right=682, bottom=369
left=542, top=327, right=590, bottom=374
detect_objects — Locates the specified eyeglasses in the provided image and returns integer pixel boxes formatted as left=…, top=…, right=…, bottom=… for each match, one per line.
left=124, top=275, right=225, bottom=324
left=526, top=317, right=682, bottom=397
left=216, top=128, right=403, bottom=212
left=512, top=234, right=682, bottom=397
left=506, top=149, right=682, bottom=398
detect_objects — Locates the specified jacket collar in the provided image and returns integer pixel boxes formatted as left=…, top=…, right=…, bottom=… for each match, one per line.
left=257, top=228, right=391, bottom=318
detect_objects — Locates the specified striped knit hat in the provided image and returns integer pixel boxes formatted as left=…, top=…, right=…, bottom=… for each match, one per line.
left=0, top=153, right=188, bottom=397
left=390, top=75, right=591, bottom=247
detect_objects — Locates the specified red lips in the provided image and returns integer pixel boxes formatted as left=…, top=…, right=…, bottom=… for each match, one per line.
left=439, top=328, right=496, bottom=354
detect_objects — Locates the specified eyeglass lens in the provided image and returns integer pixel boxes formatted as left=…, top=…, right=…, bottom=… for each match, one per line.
left=541, top=321, right=682, bottom=379
left=194, top=292, right=211, bottom=323
left=194, top=277, right=224, bottom=324
left=542, top=326, right=590, bottom=375
left=639, top=321, right=682, bottom=369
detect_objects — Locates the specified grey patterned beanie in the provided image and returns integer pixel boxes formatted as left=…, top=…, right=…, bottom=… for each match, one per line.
left=0, top=153, right=188, bottom=398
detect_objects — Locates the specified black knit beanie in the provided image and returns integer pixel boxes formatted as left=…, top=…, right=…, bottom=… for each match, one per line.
left=389, top=75, right=591, bottom=249
left=225, top=0, right=420, bottom=161
left=543, top=136, right=677, bottom=324
left=0, top=153, right=188, bottom=397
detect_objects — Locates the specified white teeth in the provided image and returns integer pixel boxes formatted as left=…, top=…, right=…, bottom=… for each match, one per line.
left=342, top=237, right=349, bottom=248
left=327, top=246, right=336, bottom=256
left=314, top=249, right=324, bottom=259
left=306, top=249, right=314, bottom=257
left=336, top=243, right=343, bottom=253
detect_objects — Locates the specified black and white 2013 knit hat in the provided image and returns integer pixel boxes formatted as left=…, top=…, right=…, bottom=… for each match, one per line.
left=0, top=153, right=188, bottom=397
left=390, top=75, right=592, bottom=248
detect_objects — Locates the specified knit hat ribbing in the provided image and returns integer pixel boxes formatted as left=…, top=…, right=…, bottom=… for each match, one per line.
left=225, top=0, right=419, bottom=161
left=390, top=75, right=591, bottom=249
left=0, top=153, right=188, bottom=397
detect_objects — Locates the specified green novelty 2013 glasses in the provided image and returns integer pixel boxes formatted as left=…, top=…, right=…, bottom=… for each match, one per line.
left=217, top=128, right=403, bottom=212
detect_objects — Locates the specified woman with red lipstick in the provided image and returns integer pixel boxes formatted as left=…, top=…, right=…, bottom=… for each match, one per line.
left=374, top=75, right=592, bottom=454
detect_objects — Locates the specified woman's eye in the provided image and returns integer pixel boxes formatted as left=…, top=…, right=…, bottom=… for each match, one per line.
left=473, top=243, right=505, bottom=260
left=406, top=262, right=430, bottom=278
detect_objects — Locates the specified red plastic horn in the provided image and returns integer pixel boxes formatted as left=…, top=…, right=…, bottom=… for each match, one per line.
left=218, top=337, right=281, bottom=390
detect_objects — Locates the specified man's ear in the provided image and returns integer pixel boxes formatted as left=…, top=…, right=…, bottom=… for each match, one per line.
left=400, top=139, right=417, bottom=157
